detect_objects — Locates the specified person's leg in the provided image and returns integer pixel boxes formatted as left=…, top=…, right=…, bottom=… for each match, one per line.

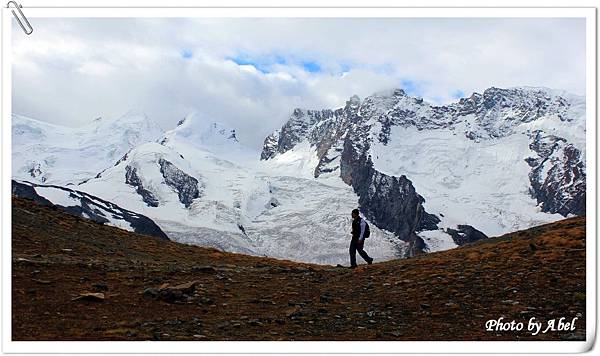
left=357, top=244, right=373, bottom=263
left=349, top=240, right=357, bottom=267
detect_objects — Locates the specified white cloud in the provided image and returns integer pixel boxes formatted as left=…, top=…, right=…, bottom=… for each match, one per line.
left=12, top=17, right=585, bottom=149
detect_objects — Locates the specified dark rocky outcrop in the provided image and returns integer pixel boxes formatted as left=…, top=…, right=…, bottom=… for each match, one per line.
left=228, top=129, right=239, bottom=142
left=340, top=143, right=437, bottom=256
left=526, top=131, right=586, bottom=216
left=445, top=225, right=488, bottom=246
left=158, top=158, right=201, bottom=208
left=260, top=130, right=280, bottom=160
left=12, top=180, right=168, bottom=239
left=276, top=109, right=316, bottom=154
left=125, top=165, right=159, bottom=207
left=11, top=180, right=53, bottom=205
left=27, top=163, right=45, bottom=182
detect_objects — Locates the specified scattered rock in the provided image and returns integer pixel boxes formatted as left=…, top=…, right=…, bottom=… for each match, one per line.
left=170, top=280, right=200, bottom=294
left=320, top=294, right=333, bottom=303
left=395, top=279, right=412, bottom=285
left=192, top=266, right=217, bottom=273
left=501, top=299, right=520, bottom=305
left=93, top=283, right=109, bottom=292
left=261, top=299, right=276, bottom=305
left=164, top=319, right=183, bottom=326
left=72, top=292, right=105, bottom=302
left=198, top=296, right=214, bottom=305
left=142, top=288, right=159, bottom=299
left=445, top=302, right=460, bottom=309
left=159, top=289, right=184, bottom=303
left=31, top=278, right=52, bottom=284
left=285, top=305, right=301, bottom=318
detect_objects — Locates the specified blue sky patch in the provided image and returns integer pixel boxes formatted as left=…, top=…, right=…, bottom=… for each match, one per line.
left=452, top=90, right=465, bottom=99
left=228, top=53, right=326, bottom=75
left=181, top=49, right=193, bottom=59
left=401, top=79, right=421, bottom=96
left=229, top=55, right=270, bottom=73
left=301, top=60, right=321, bottom=73
left=227, top=53, right=289, bottom=74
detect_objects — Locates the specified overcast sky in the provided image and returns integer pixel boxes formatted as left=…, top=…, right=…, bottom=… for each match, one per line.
left=12, top=17, right=585, bottom=149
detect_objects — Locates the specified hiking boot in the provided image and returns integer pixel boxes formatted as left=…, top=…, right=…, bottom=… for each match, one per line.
left=349, top=265, right=357, bottom=269
left=367, top=257, right=374, bottom=265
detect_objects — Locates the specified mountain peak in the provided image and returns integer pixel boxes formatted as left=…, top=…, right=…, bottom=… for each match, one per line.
left=393, top=88, right=407, bottom=96
left=345, top=95, right=361, bottom=109
left=371, top=88, right=407, bottom=99
left=162, top=112, right=239, bottom=149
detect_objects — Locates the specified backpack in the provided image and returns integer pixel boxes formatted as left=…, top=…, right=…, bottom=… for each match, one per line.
left=362, top=219, right=371, bottom=239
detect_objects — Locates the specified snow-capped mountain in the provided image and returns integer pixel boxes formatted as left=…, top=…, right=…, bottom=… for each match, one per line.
left=12, top=111, right=164, bottom=186
left=261, top=87, right=586, bottom=254
left=29, top=113, right=400, bottom=263
left=10, top=86, right=586, bottom=263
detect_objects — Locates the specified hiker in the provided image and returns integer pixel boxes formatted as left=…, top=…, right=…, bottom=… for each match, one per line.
left=350, top=208, right=373, bottom=268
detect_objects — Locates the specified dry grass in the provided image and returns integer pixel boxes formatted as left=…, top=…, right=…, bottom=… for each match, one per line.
left=12, top=197, right=586, bottom=341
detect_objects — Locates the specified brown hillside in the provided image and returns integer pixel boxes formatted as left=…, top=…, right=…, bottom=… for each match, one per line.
left=11, top=196, right=586, bottom=341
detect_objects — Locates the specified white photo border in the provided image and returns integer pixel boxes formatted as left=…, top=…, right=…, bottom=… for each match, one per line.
left=1, top=4, right=596, bottom=354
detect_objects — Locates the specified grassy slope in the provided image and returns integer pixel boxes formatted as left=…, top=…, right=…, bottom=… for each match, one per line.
left=11, top=197, right=586, bottom=340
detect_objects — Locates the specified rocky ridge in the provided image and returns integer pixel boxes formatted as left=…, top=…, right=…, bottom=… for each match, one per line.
left=12, top=180, right=168, bottom=239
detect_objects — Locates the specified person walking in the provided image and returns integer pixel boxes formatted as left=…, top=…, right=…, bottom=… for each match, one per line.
left=349, top=208, right=374, bottom=268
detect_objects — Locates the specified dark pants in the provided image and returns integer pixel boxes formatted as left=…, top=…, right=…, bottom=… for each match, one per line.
left=349, top=239, right=372, bottom=267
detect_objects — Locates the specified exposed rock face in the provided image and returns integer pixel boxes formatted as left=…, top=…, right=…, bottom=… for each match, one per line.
left=260, top=92, right=445, bottom=255
left=158, top=158, right=201, bottom=208
left=125, top=165, right=159, bottom=207
left=445, top=225, right=488, bottom=246
left=266, top=197, right=280, bottom=208
left=260, top=130, right=280, bottom=160
left=466, top=87, right=572, bottom=139
left=311, top=98, right=361, bottom=178
left=277, top=109, right=314, bottom=153
left=340, top=139, right=438, bottom=255
left=11, top=180, right=168, bottom=239
left=526, top=131, right=586, bottom=216
left=28, top=163, right=45, bottom=182
left=228, top=129, right=239, bottom=142
left=367, top=87, right=578, bottom=144
left=11, top=180, right=53, bottom=205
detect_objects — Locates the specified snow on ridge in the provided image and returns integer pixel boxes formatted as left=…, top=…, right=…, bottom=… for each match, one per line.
left=12, top=110, right=166, bottom=186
